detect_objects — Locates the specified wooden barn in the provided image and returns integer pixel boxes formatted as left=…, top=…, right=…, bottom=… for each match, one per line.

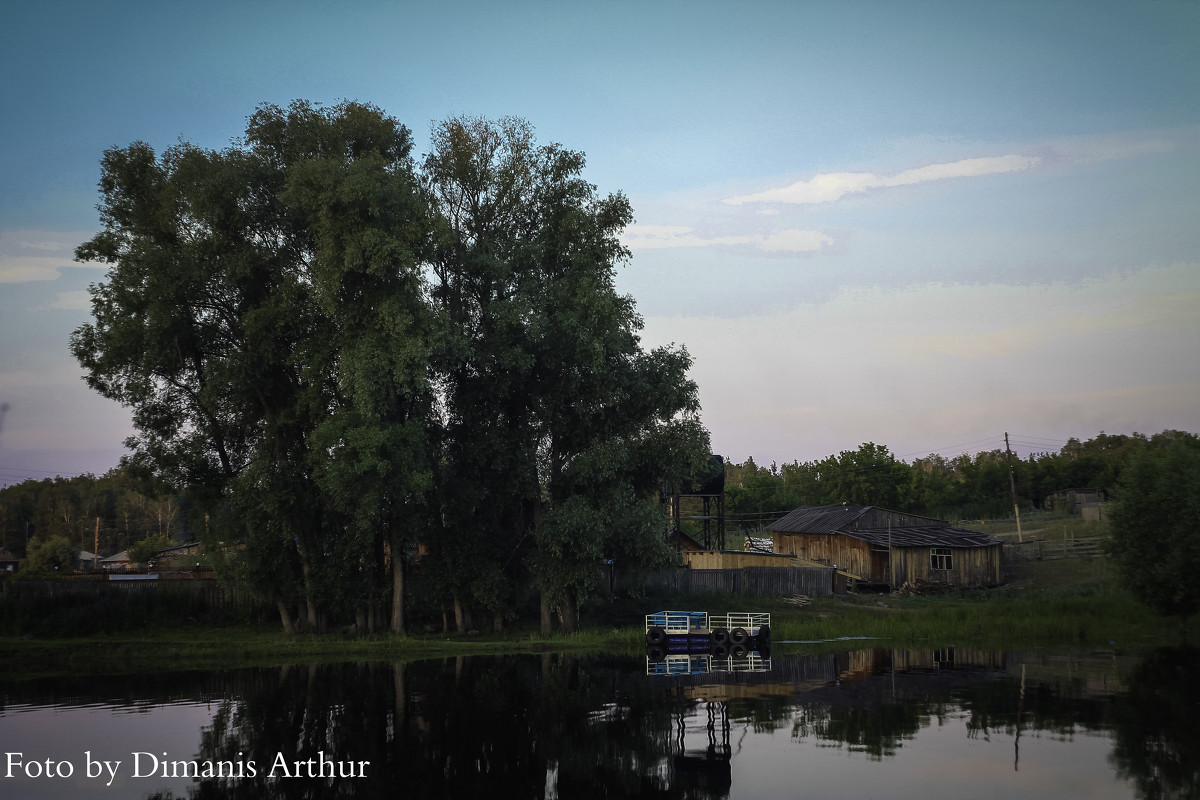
left=769, top=505, right=1003, bottom=589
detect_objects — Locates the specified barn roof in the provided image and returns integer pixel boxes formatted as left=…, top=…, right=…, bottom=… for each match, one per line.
left=768, top=505, right=1002, bottom=549
left=769, top=505, right=875, bottom=533
left=843, top=525, right=1002, bottom=549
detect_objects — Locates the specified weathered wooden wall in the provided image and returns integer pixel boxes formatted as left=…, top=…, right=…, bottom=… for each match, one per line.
left=772, top=533, right=876, bottom=580
left=648, top=566, right=834, bottom=596
left=683, top=551, right=799, bottom=570
left=889, top=545, right=1002, bottom=587
left=776, top=533, right=1002, bottom=587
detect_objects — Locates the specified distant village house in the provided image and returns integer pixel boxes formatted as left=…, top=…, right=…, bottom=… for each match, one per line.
left=768, top=505, right=1003, bottom=589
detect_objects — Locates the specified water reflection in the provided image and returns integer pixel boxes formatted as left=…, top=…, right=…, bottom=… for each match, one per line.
left=1, top=646, right=1195, bottom=799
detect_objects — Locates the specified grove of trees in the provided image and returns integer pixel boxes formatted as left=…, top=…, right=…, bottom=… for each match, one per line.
left=0, top=470, right=182, bottom=566
left=723, top=430, right=1200, bottom=531
left=59, top=101, right=709, bottom=635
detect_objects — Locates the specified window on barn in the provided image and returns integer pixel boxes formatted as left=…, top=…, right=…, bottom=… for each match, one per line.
left=930, top=548, right=953, bottom=571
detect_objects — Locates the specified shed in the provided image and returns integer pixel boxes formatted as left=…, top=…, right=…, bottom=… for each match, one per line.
left=1044, top=488, right=1105, bottom=515
left=0, top=546, right=18, bottom=573
left=100, top=550, right=131, bottom=572
left=769, top=505, right=1003, bottom=588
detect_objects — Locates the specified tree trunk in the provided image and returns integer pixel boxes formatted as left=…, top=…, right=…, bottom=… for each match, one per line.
left=493, top=609, right=504, bottom=633
left=540, top=588, right=552, bottom=636
left=453, top=592, right=466, bottom=634
left=390, top=545, right=405, bottom=634
left=559, top=590, right=578, bottom=634
left=277, top=600, right=298, bottom=635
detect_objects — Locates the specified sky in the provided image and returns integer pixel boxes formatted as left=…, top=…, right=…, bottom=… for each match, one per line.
left=2, top=0, right=1199, bottom=487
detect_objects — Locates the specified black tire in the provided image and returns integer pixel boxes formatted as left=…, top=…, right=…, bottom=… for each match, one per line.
left=731, top=643, right=748, bottom=659
left=646, top=626, right=668, bottom=646
left=730, top=627, right=749, bottom=645
left=711, top=627, right=729, bottom=645
left=647, top=646, right=667, bottom=662
left=712, top=643, right=729, bottom=658
left=756, top=625, right=771, bottom=647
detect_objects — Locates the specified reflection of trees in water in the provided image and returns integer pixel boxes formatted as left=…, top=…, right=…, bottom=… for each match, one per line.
left=783, top=648, right=1127, bottom=761
left=790, top=701, right=926, bottom=759
left=20, top=647, right=1186, bottom=800
left=1109, top=646, right=1200, bottom=800
left=171, top=654, right=731, bottom=800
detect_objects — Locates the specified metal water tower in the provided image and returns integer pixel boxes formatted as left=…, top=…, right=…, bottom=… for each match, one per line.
left=664, top=454, right=726, bottom=550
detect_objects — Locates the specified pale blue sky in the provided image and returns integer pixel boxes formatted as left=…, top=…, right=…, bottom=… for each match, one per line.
left=2, top=0, right=1198, bottom=485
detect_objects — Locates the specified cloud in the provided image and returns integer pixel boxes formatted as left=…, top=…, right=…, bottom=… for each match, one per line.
left=724, top=154, right=1041, bottom=206
left=623, top=224, right=831, bottom=253
left=0, top=255, right=88, bottom=283
left=623, top=225, right=756, bottom=250
left=0, top=230, right=102, bottom=283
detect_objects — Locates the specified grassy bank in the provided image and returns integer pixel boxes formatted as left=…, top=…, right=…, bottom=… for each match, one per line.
left=0, top=556, right=1180, bottom=678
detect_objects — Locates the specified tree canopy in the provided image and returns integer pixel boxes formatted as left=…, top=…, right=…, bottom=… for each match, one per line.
left=68, top=102, right=709, bottom=634
left=1107, top=438, right=1200, bottom=633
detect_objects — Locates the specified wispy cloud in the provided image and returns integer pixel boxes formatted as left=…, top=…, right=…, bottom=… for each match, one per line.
left=0, top=255, right=91, bottom=283
left=623, top=224, right=831, bottom=253
left=623, top=225, right=756, bottom=250
left=724, top=154, right=1041, bottom=206
left=0, top=230, right=100, bottom=283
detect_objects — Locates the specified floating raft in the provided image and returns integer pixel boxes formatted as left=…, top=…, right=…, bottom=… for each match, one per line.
left=644, top=610, right=771, bottom=659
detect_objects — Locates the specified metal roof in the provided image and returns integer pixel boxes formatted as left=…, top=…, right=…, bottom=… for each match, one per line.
left=769, top=505, right=873, bottom=534
left=842, top=525, right=1002, bottom=549
left=768, top=505, right=1002, bottom=549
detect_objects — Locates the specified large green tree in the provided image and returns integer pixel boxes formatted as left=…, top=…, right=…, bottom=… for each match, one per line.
left=423, top=117, right=708, bottom=633
left=1107, top=439, right=1200, bottom=635
left=71, top=100, right=434, bottom=633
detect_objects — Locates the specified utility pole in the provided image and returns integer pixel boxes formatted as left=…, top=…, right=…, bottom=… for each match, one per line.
left=1004, top=432, right=1023, bottom=543
left=94, top=517, right=100, bottom=570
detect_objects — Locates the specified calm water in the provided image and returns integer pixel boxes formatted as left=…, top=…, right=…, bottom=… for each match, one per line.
left=1, top=646, right=1197, bottom=799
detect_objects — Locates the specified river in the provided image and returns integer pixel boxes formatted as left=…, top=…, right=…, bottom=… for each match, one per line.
left=1, top=645, right=1196, bottom=799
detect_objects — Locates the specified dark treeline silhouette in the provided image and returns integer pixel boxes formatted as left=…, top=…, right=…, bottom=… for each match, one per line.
left=0, top=468, right=185, bottom=566
left=724, top=429, right=1198, bottom=525
left=10, top=102, right=710, bottom=636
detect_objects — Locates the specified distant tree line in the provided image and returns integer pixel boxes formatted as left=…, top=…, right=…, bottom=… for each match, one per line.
left=724, top=429, right=1199, bottom=528
left=56, top=102, right=710, bottom=635
left=0, top=470, right=183, bottom=574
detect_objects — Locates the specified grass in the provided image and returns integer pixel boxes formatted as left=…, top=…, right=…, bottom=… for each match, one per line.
left=767, top=557, right=1171, bottom=649
left=960, top=510, right=1106, bottom=544
left=0, top=555, right=1181, bottom=678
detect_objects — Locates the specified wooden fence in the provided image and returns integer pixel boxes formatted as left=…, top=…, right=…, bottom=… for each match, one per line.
left=1003, top=538, right=1107, bottom=561
left=0, top=577, right=267, bottom=615
left=648, top=566, right=834, bottom=597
